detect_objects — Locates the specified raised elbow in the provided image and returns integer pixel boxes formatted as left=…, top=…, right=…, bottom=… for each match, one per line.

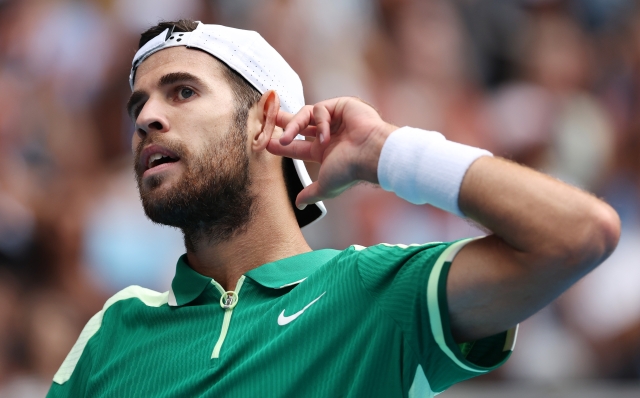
left=592, top=202, right=621, bottom=260
left=568, top=201, right=621, bottom=269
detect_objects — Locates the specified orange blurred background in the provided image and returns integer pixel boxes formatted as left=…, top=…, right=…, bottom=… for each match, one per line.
left=0, top=0, right=639, bottom=396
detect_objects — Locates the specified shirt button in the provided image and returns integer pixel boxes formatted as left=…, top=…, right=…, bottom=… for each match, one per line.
left=220, top=291, right=239, bottom=310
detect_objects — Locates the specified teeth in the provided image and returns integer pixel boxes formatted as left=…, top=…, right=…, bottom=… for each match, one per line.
left=147, top=153, right=168, bottom=169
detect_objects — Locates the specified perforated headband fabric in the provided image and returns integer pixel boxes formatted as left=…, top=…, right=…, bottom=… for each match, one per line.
left=130, top=22, right=304, bottom=116
left=129, top=22, right=327, bottom=227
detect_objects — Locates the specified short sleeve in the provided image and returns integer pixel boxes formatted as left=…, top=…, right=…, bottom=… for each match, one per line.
left=356, top=238, right=517, bottom=393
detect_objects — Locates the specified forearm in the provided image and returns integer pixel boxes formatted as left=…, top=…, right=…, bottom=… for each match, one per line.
left=459, top=156, right=620, bottom=268
left=372, top=124, right=620, bottom=268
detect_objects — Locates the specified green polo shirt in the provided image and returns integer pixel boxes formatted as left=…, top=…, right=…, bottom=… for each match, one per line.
left=47, top=238, right=516, bottom=397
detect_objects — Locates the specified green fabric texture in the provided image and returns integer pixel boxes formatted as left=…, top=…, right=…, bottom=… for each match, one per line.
left=244, top=249, right=341, bottom=288
left=47, top=242, right=513, bottom=398
left=171, top=257, right=213, bottom=306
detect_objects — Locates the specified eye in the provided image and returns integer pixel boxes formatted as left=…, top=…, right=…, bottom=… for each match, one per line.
left=178, top=87, right=195, bottom=100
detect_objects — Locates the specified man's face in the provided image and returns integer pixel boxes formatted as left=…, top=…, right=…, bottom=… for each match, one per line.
left=128, top=47, right=254, bottom=243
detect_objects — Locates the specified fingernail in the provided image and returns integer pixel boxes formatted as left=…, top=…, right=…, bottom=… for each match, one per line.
left=297, top=203, right=307, bottom=210
left=319, top=133, right=325, bottom=144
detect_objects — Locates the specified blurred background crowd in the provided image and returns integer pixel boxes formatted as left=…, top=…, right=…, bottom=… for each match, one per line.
left=0, top=0, right=639, bottom=396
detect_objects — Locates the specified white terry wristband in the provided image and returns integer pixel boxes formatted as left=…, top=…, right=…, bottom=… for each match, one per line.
left=377, top=126, right=493, bottom=217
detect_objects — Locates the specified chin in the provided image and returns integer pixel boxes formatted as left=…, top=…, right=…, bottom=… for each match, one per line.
left=137, top=179, right=172, bottom=207
left=142, top=168, right=181, bottom=190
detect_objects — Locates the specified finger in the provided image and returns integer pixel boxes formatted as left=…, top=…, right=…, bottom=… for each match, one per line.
left=295, top=182, right=326, bottom=209
left=275, top=109, right=294, bottom=129
left=295, top=125, right=319, bottom=138
left=266, top=138, right=316, bottom=162
left=313, top=104, right=332, bottom=145
left=273, top=126, right=316, bottom=143
left=279, top=105, right=314, bottom=145
left=306, top=97, right=347, bottom=144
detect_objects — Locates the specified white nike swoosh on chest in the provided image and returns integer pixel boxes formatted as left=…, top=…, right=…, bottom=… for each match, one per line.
left=277, top=292, right=326, bottom=326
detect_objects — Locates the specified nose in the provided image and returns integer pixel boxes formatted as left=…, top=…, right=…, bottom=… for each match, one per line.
left=135, top=97, right=170, bottom=140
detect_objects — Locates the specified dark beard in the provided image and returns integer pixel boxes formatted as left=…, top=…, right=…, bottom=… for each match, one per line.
left=134, top=124, right=254, bottom=252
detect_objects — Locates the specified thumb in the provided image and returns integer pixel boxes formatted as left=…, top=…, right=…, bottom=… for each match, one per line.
left=295, top=182, right=326, bottom=210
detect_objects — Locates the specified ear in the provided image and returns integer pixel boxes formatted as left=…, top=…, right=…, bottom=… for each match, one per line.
left=251, top=90, right=280, bottom=153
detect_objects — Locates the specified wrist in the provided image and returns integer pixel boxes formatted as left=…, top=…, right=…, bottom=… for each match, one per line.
left=377, top=126, right=492, bottom=217
left=355, top=122, right=398, bottom=184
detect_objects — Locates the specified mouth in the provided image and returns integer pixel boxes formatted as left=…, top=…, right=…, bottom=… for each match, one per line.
left=147, top=153, right=179, bottom=169
left=139, top=145, right=181, bottom=177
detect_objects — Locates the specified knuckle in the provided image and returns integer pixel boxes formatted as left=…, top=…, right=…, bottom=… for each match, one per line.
left=301, top=105, right=314, bottom=117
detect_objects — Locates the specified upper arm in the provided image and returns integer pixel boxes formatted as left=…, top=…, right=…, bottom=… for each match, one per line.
left=447, top=234, right=583, bottom=342
left=448, top=156, right=621, bottom=343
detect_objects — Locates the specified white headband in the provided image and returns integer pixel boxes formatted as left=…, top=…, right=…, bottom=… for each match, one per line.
left=130, top=22, right=305, bottom=115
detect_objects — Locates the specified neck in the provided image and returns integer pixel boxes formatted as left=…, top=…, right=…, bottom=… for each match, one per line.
left=183, top=198, right=312, bottom=291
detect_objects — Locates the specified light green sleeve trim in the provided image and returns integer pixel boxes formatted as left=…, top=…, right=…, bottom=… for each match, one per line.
left=426, top=238, right=487, bottom=374
left=52, top=286, right=169, bottom=385
left=408, top=364, right=435, bottom=398
left=380, top=242, right=442, bottom=249
left=351, top=242, right=442, bottom=252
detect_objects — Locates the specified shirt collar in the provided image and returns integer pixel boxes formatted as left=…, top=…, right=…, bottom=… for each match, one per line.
left=168, top=254, right=212, bottom=307
left=245, top=249, right=340, bottom=288
left=168, top=250, right=341, bottom=307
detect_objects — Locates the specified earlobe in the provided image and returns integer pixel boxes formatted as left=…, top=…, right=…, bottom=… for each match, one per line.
left=252, top=90, right=280, bottom=152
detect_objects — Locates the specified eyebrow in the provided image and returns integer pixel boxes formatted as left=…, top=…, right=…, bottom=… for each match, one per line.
left=158, top=71, right=205, bottom=88
left=126, top=71, right=207, bottom=120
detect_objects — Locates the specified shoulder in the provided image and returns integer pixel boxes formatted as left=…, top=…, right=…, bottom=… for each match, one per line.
left=92, top=285, right=171, bottom=341
left=103, top=285, right=169, bottom=311
left=351, top=241, right=449, bottom=265
left=99, top=285, right=170, bottom=323
left=79, top=285, right=169, bottom=341
left=52, top=286, right=169, bottom=385
left=352, top=239, right=477, bottom=288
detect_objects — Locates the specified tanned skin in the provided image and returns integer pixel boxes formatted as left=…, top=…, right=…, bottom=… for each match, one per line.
left=131, top=46, right=620, bottom=343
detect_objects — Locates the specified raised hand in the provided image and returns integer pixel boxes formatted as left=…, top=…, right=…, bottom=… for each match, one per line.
left=267, top=97, right=397, bottom=209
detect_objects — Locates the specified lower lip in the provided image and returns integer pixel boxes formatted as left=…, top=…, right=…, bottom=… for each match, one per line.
left=142, top=161, right=180, bottom=178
